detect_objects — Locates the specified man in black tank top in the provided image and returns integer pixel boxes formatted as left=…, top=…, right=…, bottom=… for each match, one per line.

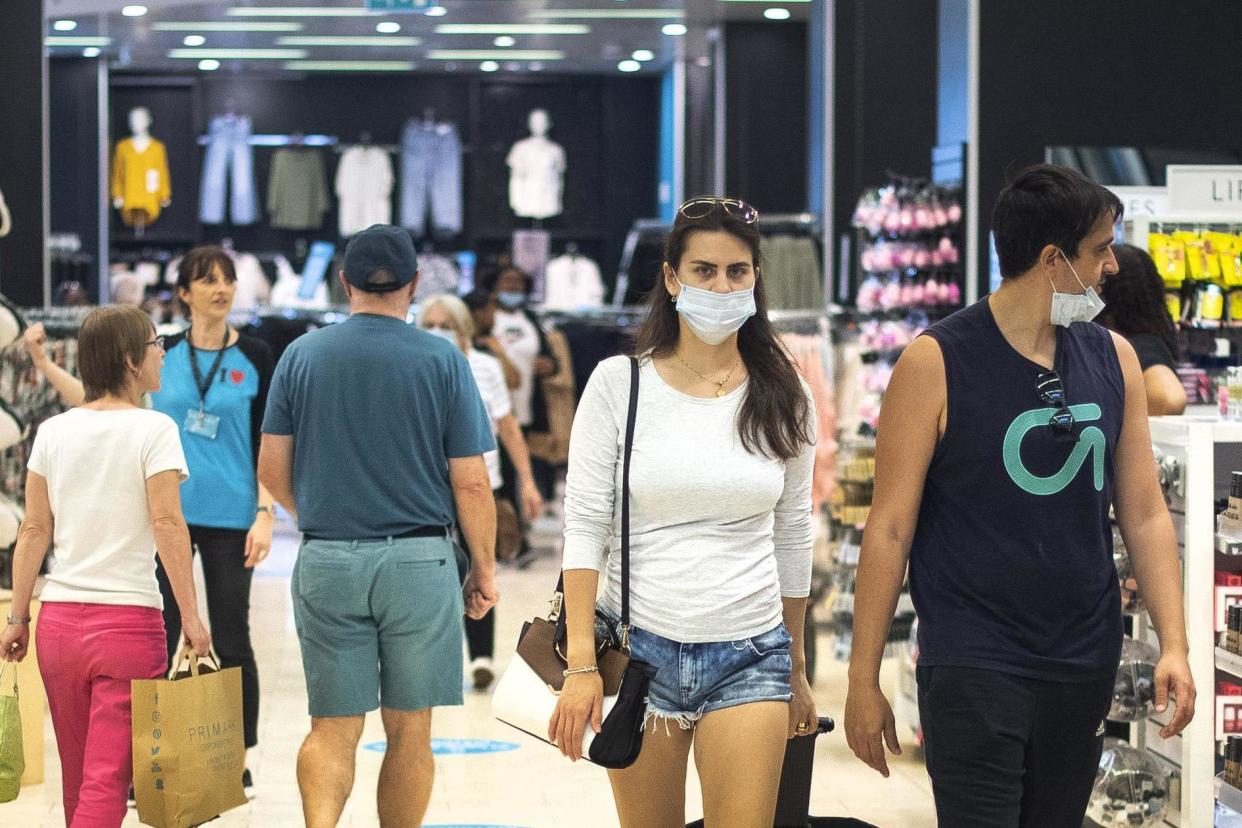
left=844, top=165, right=1196, bottom=827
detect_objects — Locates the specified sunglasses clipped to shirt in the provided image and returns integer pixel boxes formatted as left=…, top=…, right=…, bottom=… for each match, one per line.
left=677, top=197, right=760, bottom=225
left=1036, top=370, right=1079, bottom=443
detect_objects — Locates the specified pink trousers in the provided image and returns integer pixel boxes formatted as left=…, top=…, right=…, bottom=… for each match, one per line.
left=37, top=602, right=166, bottom=828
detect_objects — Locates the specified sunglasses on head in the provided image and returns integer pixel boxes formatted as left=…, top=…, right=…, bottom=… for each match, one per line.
left=677, top=197, right=759, bottom=224
left=1036, top=370, right=1078, bottom=443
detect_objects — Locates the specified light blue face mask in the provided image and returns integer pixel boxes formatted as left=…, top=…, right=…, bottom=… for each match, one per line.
left=424, top=326, right=460, bottom=348
left=497, top=291, right=526, bottom=310
left=674, top=279, right=757, bottom=345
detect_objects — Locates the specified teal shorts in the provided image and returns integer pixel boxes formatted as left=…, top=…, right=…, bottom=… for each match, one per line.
left=292, top=535, right=464, bottom=717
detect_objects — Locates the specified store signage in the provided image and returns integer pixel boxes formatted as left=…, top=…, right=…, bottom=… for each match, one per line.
left=1167, top=165, right=1242, bottom=216
left=366, top=0, right=436, bottom=11
left=1108, top=186, right=1169, bottom=219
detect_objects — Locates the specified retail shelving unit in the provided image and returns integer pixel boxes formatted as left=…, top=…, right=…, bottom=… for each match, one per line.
left=1142, top=416, right=1242, bottom=826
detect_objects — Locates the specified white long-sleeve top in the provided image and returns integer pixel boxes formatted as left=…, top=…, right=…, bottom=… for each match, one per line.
left=335, top=145, right=393, bottom=237
left=561, top=355, right=815, bottom=642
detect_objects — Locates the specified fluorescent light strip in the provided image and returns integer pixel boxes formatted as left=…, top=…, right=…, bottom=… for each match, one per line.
left=168, top=48, right=307, bottom=59
left=227, top=7, right=380, bottom=16
left=284, top=61, right=415, bottom=71
left=278, top=36, right=421, bottom=46
left=153, top=22, right=304, bottom=32
left=46, top=36, right=112, bottom=46
left=425, top=50, right=565, bottom=60
left=434, top=24, right=591, bottom=35
left=528, top=9, right=684, bottom=19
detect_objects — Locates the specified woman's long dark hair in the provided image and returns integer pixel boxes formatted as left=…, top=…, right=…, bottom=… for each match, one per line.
left=1100, top=244, right=1180, bottom=360
left=633, top=206, right=811, bottom=461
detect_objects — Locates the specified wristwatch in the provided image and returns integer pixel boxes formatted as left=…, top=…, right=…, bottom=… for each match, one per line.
left=256, top=505, right=276, bottom=517
left=6, top=613, right=30, bottom=625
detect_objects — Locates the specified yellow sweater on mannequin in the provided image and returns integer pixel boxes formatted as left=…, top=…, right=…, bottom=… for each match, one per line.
left=111, top=138, right=171, bottom=225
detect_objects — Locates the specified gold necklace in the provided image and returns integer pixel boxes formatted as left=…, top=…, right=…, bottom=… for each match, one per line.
left=676, top=352, right=741, bottom=397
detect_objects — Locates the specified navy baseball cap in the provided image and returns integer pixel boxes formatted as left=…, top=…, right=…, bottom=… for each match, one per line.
left=343, top=225, right=419, bottom=293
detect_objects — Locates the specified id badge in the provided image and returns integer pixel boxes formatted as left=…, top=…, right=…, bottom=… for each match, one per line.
left=184, top=409, right=221, bottom=440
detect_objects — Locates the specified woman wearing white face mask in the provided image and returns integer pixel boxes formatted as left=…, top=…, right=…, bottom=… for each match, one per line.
left=418, top=294, right=544, bottom=690
left=551, top=198, right=818, bottom=827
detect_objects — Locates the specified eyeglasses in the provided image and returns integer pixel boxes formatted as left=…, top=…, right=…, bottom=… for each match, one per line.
left=147, top=336, right=166, bottom=351
left=677, top=197, right=759, bottom=224
left=1036, top=370, right=1078, bottom=443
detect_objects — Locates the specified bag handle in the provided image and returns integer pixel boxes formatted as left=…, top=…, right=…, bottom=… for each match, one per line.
left=551, top=356, right=640, bottom=651
left=0, top=661, right=16, bottom=697
left=167, top=644, right=222, bottom=680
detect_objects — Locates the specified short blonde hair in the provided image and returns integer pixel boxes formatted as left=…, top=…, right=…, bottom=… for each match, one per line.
left=418, top=294, right=475, bottom=340
left=78, top=305, right=153, bottom=402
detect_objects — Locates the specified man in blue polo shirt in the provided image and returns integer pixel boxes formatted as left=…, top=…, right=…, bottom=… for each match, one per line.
left=259, top=224, right=498, bottom=828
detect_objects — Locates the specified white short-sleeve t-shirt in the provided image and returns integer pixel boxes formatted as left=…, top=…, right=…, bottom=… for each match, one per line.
left=468, top=348, right=513, bottom=490
left=29, top=407, right=189, bottom=609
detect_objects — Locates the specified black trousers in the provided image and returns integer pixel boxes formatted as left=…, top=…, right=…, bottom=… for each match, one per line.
left=916, top=665, right=1113, bottom=828
left=156, top=525, right=260, bottom=749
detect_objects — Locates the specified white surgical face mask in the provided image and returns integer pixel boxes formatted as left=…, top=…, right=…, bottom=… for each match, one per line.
left=674, top=279, right=757, bottom=345
left=424, top=325, right=460, bottom=347
left=1049, top=249, right=1106, bottom=327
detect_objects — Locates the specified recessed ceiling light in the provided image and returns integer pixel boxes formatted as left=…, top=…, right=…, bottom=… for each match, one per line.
left=83, top=47, right=101, bottom=58
left=122, top=5, right=148, bottom=17
left=493, top=36, right=516, bottom=47
left=284, top=60, right=416, bottom=71
left=198, top=59, right=221, bottom=71
left=153, top=22, right=303, bottom=32
left=504, top=61, right=521, bottom=71
left=46, top=36, right=112, bottom=46
left=226, top=6, right=378, bottom=16
left=183, top=35, right=206, bottom=47
left=426, top=50, right=564, bottom=60
left=53, top=20, right=78, bottom=32
left=618, top=59, right=641, bottom=72
left=763, top=7, right=791, bottom=19
left=435, top=24, right=590, bottom=34
left=168, top=48, right=308, bottom=59
left=278, top=36, right=421, bottom=46
left=480, top=61, right=499, bottom=72
left=530, top=9, right=683, bottom=19
left=528, top=61, right=544, bottom=71
left=425, top=6, right=448, bottom=16
left=662, top=23, right=688, bottom=36
left=376, top=21, right=401, bottom=33
left=632, top=49, right=654, bottom=61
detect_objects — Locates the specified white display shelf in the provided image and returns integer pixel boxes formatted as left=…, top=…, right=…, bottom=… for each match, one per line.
left=1217, top=775, right=1242, bottom=815
left=1219, top=648, right=1242, bottom=682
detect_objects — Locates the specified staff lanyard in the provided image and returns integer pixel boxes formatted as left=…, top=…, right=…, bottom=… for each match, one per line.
left=188, top=326, right=229, bottom=412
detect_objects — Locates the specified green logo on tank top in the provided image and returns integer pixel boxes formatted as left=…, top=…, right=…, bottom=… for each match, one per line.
left=1002, top=404, right=1105, bottom=496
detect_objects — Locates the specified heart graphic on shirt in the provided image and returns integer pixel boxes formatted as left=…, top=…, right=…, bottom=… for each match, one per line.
left=229, top=370, right=245, bottom=385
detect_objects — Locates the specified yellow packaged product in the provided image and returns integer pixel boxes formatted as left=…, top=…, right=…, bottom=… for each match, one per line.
left=1230, top=289, right=1242, bottom=323
left=1165, top=290, right=1182, bottom=322
left=1149, top=233, right=1186, bottom=285
left=1175, top=231, right=1220, bottom=280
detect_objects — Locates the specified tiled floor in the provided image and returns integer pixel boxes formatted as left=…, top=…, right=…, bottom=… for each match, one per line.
left=0, top=515, right=936, bottom=827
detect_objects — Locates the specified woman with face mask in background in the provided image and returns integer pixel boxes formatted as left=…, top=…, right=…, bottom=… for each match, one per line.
left=550, top=198, right=818, bottom=827
left=418, top=294, right=544, bottom=690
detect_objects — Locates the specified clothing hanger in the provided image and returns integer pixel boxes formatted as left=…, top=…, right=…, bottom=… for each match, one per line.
left=359, top=130, right=373, bottom=145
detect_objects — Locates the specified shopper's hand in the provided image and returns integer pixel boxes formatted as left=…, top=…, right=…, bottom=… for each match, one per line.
left=845, top=682, right=902, bottom=777
left=0, top=623, right=29, bottom=662
left=1155, top=650, right=1196, bottom=738
left=23, top=323, right=49, bottom=369
left=520, top=479, right=544, bottom=524
left=245, top=511, right=274, bottom=568
left=787, top=670, right=818, bottom=739
left=534, top=356, right=556, bottom=378
left=549, top=670, right=603, bottom=762
left=462, top=566, right=499, bottom=620
left=182, top=615, right=213, bottom=658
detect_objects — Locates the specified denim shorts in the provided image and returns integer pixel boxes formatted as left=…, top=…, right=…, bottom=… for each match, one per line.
left=596, top=605, right=793, bottom=730
left=292, top=536, right=464, bottom=717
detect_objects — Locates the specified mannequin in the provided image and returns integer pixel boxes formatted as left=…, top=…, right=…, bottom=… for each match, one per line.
left=111, top=107, right=172, bottom=231
left=506, top=108, right=566, bottom=220
left=0, top=183, right=10, bottom=238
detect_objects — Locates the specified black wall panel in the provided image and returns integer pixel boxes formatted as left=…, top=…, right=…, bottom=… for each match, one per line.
left=50, top=58, right=104, bottom=301
left=724, top=22, right=809, bottom=214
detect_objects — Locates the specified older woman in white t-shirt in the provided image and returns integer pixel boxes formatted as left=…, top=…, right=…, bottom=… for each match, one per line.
left=1, top=305, right=210, bottom=827
left=419, top=294, right=543, bottom=690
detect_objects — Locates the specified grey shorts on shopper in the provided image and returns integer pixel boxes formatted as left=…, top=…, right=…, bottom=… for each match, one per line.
left=292, top=535, right=464, bottom=717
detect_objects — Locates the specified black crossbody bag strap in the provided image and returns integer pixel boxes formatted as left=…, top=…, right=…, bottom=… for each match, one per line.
left=620, top=356, right=639, bottom=638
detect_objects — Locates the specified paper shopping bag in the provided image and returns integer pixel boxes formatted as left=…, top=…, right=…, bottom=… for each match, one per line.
left=131, top=651, right=246, bottom=828
left=0, top=662, right=23, bottom=803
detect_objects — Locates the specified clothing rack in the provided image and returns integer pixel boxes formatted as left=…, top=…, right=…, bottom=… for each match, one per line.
left=21, top=307, right=94, bottom=336
left=536, top=306, right=648, bottom=329
left=195, top=133, right=338, bottom=148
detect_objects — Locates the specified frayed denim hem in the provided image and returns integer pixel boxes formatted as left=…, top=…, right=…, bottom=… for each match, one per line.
left=642, top=702, right=706, bottom=736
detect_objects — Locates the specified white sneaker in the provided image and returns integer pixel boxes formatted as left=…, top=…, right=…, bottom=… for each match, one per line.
left=470, top=657, right=495, bottom=691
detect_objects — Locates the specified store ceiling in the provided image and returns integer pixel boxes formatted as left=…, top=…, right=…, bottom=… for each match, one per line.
left=42, top=0, right=809, bottom=76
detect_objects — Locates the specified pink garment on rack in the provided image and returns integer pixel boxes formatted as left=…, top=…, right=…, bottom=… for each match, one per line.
left=782, top=333, right=838, bottom=505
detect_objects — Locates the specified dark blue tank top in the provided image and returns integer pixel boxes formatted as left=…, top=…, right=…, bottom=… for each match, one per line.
left=910, top=298, right=1124, bottom=681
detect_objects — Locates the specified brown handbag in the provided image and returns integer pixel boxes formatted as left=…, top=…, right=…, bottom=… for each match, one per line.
left=495, top=495, right=522, bottom=562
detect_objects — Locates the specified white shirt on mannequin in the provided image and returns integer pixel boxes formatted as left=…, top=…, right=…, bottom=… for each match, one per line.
left=506, top=109, right=566, bottom=220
